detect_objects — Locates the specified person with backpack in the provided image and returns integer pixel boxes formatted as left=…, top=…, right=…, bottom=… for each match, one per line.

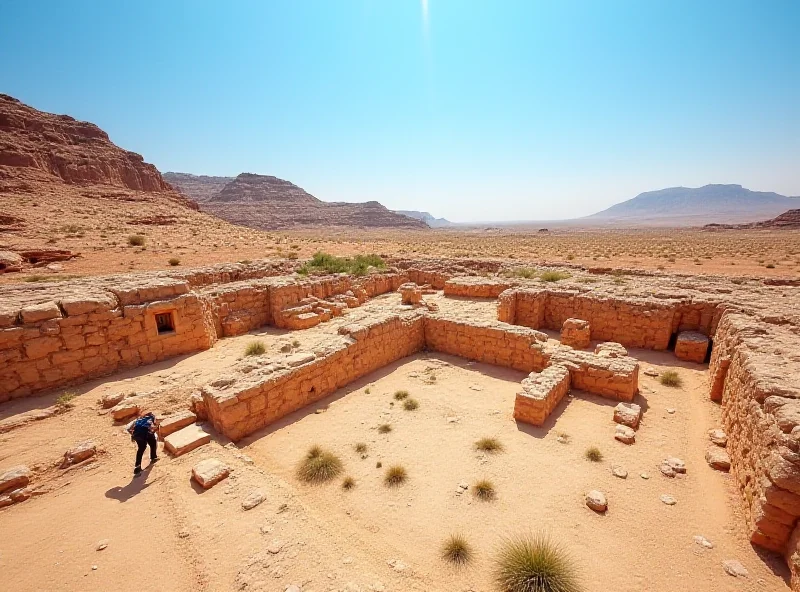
left=126, top=412, right=160, bottom=476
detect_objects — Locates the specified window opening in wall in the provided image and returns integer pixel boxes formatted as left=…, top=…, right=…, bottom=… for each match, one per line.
left=155, top=312, right=175, bottom=334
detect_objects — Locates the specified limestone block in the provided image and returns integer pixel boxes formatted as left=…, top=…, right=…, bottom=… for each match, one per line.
left=0, top=465, right=32, bottom=494
left=111, top=400, right=140, bottom=421
left=158, top=410, right=197, bottom=437
left=165, top=424, right=211, bottom=456
left=595, top=342, right=628, bottom=358
left=705, top=446, right=731, bottom=471
left=61, top=440, right=97, bottom=467
left=513, top=365, right=571, bottom=426
left=561, top=318, right=591, bottom=349
left=613, top=402, right=642, bottom=429
left=615, top=424, right=636, bottom=444
left=191, top=458, right=229, bottom=489
left=20, top=301, right=62, bottom=324
left=398, top=283, right=422, bottom=305
left=99, top=391, right=126, bottom=409
left=674, top=331, right=709, bottom=363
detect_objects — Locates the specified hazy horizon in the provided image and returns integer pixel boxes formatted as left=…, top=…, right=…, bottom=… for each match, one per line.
left=1, top=1, right=798, bottom=223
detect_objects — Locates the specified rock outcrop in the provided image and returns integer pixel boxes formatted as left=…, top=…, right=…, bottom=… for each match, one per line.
left=704, top=209, right=800, bottom=231
left=178, top=172, right=428, bottom=230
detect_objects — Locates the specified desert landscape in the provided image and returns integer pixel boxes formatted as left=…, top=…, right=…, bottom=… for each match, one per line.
left=2, top=10, right=800, bottom=591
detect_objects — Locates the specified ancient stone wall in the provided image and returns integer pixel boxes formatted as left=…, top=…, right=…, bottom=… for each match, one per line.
left=709, top=311, right=800, bottom=559
left=443, top=276, right=518, bottom=299
left=202, top=312, right=426, bottom=441
left=199, top=280, right=274, bottom=338
left=0, top=279, right=216, bottom=402
left=513, top=365, right=571, bottom=426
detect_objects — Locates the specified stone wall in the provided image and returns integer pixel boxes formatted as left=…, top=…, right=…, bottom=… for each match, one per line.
left=513, top=365, right=571, bottom=426
left=202, top=312, right=426, bottom=441
left=443, top=276, right=518, bottom=299
left=708, top=310, right=800, bottom=558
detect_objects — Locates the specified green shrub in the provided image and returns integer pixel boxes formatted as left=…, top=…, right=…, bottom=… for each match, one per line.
left=475, top=437, right=504, bottom=453
left=244, top=341, right=266, bottom=356
left=442, top=533, right=473, bottom=566
left=585, top=446, right=603, bottom=462
left=494, top=533, right=581, bottom=592
left=660, top=370, right=682, bottom=387
left=540, top=271, right=571, bottom=282
left=297, top=446, right=343, bottom=483
left=128, top=234, right=145, bottom=246
left=55, top=391, right=78, bottom=411
left=305, top=252, right=386, bottom=276
left=384, top=465, right=407, bottom=487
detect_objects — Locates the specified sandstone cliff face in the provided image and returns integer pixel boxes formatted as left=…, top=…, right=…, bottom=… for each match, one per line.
left=162, top=172, right=232, bottom=202
left=193, top=172, right=428, bottom=230
left=0, top=94, right=195, bottom=209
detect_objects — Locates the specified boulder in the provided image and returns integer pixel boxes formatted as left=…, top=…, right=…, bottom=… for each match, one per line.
left=705, top=447, right=731, bottom=471
left=192, top=459, right=229, bottom=489
left=61, top=440, right=97, bottom=467
left=0, top=465, right=32, bottom=495
left=708, top=428, right=727, bottom=446
left=674, top=331, right=709, bottom=363
left=615, top=424, right=636, bottom=445
left=585, top=490, right=607, bottom=513
left=99, top=392, right=126, bottom=409
left=613, top=402, right=642, bottom=429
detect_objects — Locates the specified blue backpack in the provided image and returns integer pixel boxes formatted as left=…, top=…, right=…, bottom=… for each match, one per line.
left=132, top=415, right=154, bottom=438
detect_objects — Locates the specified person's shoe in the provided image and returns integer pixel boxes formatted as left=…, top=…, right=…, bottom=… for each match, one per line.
left=150, top=457, right=160, bottom=464
left=133, top=466, right=142, bottom=476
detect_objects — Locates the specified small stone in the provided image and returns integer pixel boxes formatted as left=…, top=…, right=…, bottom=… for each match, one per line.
left=99, top=392, right=125, bottom=409
left=660, top=494, right=677, bottom=505
left=613, top=402, right=642, bottom=429
left=585, top=490, right=607, bottom=513
left=0, top=466, right=32, bottom=495
left=178, top=530, right=190, bottom=538
left=659, top=463, right=676, bottom=478
left=446, top=416, right=459, bottom=423
left=62, top=441, right=97, bottom=468
left=661, top=457, right=686, bottom=476
left=91, top=565, right=98, bottom=571
left=666, top=408, right=676, bottom=414
left=640, top=472, right=650, bottom=480
left=242, top=490, right=266, bottom=510
left=387, top=558, right=407, bottom=572
left=110, top=400, right=140, bottom=421
left=693, top=535, right=714, bottom=549
left=95, top=539, right=109, bottom=551
left=644, top=367, right=659, bottom=377
left=722, top=559, right=748, bottom=578
left=469, top=385, right=483, bottom=391
left=557, top=435, right=569, bottom=444
left=458, top=482, right=468, bottom=490
left=614, top=424, right=636, bottom=445
left=191, top=459, right=229, bottom=489
left=705, top=447, right=731, bottom=471
left=708, top=429, right=728, bottom=447
left=611, top=465, right=628, bottom=479
left=268, top=540, right=285, bottom=554
left=285, top=586, right=301, bottom=592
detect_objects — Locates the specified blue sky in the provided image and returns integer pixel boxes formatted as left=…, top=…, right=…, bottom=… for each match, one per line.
left=1, top=1, right=798, bottom=222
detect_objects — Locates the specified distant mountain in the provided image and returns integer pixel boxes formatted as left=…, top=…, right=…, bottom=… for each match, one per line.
left=585, top=184, right=800, bottom=226
left=704, top=209, right=800, bottom=230
left=163, top=172, right=232, bottom=202
left=173, top=172, right=428, bottom=230
left=394, top=210, right=454, bottom=228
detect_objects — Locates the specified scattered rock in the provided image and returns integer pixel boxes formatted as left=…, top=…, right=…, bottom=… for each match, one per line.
left=268, top=540, right=285, bottom=554
left=96, top=539, right=109, bottom=551
left=191, top=459, right=230, bottom=489
left=705, top=447, right=731, bottom=471
left=660, top=457, right=686, bottom=477
left=666, top=408, right=676, bottom=414
left=99, top=392, right=126, bottom=409
left=640, top=472, right=650, bottom=479
left=693, top=535, right=714, bottom=549
left=585, top=490, right=607, bottom=513
left=387, top=558, right=407, bottom=572
left=61, top=440, right=96, bottom=468
left=110, top=400, right=140, bottom=421
left=613, top=402, right=642, bottom=429
left=158, top=410, right=197, bottom=438
left=556, top=435, right=569, bottom=444
left=659, top=463, right=676, bottom=478
left=614, top=424, right=636, bottom=445
left=611, top=465, right=628, bottom=479
left=708, top=428, right=728, bottom=447
left=722, top=559, right=748, bottom=578
left=660, top=494, right=677, bottom=505
left=643, top=367, right=659, bottom=377
left=469, top=385, right=483, bottom=391
left=165, top=424, right=211, bottom=456
left=0, top=465, right=32, bottom=495
left=285, top=586, right=301, bottom=592
left=242, top=490, right=266, bottom=510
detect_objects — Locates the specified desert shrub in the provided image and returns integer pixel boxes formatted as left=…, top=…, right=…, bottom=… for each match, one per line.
left=494, top=533, right=581, bottom=592
left=365, top=387, right=371, bottom=394
left=660, top=370, right=682, bottom=387
left=286, top=252, right=299, bottom=260
left=384, top=465, right=407, bottom=486
left=378, top=423, right=392, bottom=434
left=296, top=445, right=343, bottom=483
left=376, top=461, right=382, bottom=468
left=244, top=341, right=266, bottom=356
left=766, top=263, right=776, bottom=269
left=55, top=391, right=78, bottom=411
left=442, top=533, right=473, bottom=566
left=393, top=390, right=409, bottom=400
left=354, top=442, right=368, bottom=454
left=475, top=437, right=504, bottom=453
left=292, top=339, right=301, bottom=348
left=473, top=479, right=496, bottom=501
left=584, top=447, right=603, bottom=462
left=279, top=343, right=292, bottom=353
left=502, top=267, right=537, bottom=279
left=128, top=234, right=145, bottom=246
left=403, top=398, right=419, bottom=411
left=540, top=271, right=571, bottom=282
left=306, top=252, right=386, bottom=276
left=168, top=257, right=180, bottom=266
left=342, top=476, right=356, bottom=490
left=296, top=265, right=310, bottom=276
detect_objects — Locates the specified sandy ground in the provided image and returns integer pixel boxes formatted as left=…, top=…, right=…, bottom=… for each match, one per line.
left=0, top=293, right=791, bottom=591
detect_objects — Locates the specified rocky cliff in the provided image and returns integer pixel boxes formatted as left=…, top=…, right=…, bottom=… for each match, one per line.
left=0, top=94, right=195, bottom=209
left=175, top=172, right=428, bottom=230
left=704, top=209, right=800, bottom=230
left=163, top=172, right=232, bottom=202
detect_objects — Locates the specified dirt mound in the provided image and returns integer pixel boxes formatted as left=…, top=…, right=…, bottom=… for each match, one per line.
left=189, top=172, right=428, bottom=230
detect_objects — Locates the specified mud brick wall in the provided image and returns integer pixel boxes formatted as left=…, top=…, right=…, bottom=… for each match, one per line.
left=709, top=311, right=800, bottom=561
left=424, top=316, right=550, bottom=373
left=513, top=365, right=571, bottom=426
left=444, top=277, right=518, bottom=299
left=0, top=281, right=216, bottom=402
left=202, top=312, right=425, bottom=441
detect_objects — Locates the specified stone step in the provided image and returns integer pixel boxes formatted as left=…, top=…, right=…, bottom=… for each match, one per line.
left=164, top=424, right=211, bottom=457
left=158, top=410, right=197, bottom=438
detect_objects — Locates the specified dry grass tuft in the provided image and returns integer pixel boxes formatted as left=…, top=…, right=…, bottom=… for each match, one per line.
left=403, top=398, right=419, bottom=411
left=394, top=390, right=410, bottom=400
left=494, top=533, right=581, bottom=592
left=378, top=423, right=392, bottom=434
left=474, top=479, right=496, bottom=501
left=244, top=341, right=266, bottom=356
left=354, top=442, right=368, bottom=454
left=475, top=437, right=504, bottom=453
left=384, top=464, right=408, bottom=487
left=341, top=476, right=355, bottom=490
left=442, top=533, right=473, bottom=566
left=659, top=370, right=682, bottom=388
left=584, top=446, right=603, bottom=462
left=296, top=446, right=343, bottom=484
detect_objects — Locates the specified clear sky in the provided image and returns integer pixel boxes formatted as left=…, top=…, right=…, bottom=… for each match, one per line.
left=1, top=1, right=798, bottom=222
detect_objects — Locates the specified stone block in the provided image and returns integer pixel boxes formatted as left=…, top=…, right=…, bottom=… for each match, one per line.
left=159, top=410, right=197, bottom=437
left=165, top=424, right=211, bottom=456
left=111, top=400, right=140, bottom=421
left=0, top=465, right=31, bottom=495
left=561, top=318, right=591, bottom=349
left=20, top=301, right=62, bottom=324
left=61, top=440, right=97, bottom=467
left=191, top=458, right=229, bottom=489
left=674, top=331, right=709, bottom=363
left=613, top=402, right=642, bottom=429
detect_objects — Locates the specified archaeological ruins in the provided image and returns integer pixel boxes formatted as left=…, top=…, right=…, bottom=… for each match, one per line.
left=2, top=257, right=800, bottom=588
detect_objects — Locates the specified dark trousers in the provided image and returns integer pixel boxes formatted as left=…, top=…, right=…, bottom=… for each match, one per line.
left=134, top=433, right=158, bottom=468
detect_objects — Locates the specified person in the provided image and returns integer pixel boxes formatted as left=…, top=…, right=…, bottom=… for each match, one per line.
left=127, top=412, right=160, bottom=476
